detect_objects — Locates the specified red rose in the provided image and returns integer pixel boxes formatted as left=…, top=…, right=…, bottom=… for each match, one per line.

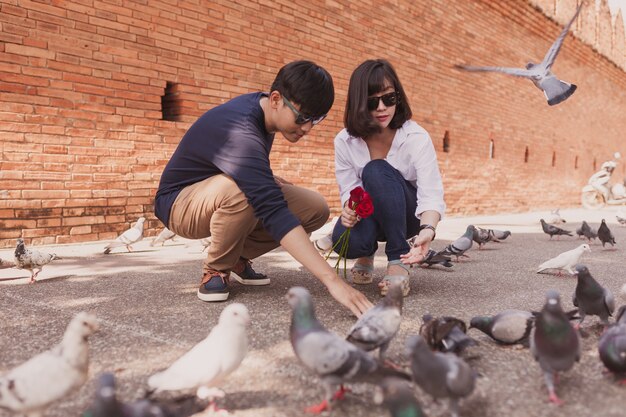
left=349, top=186, right=365, bottom=206
left=355, top=193, right=374, bottom=218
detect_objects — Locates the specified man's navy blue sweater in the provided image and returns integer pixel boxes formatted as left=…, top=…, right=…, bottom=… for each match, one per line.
left=155, top=92, right=300, bottom=242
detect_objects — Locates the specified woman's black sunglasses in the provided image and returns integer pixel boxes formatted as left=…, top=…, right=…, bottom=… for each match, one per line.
left=367, top=91, right=399, bottom=111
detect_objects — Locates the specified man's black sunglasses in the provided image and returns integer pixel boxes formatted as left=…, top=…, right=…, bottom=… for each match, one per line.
left=367, top=91, right=399, bottom=111
left=283, top=96, right=327, bottom=125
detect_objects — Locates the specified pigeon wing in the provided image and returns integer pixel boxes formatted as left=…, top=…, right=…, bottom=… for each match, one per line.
left=540, top=3, right=582, bottom=70
left=455, top=64, right=534, bottom=78
left=348, top=308, right=401, bottom=346
left=296, top=330, right=355, bottom=376
left=444, top=355, right=475, bottom=397
left=604, top=288, right=616, bottom=316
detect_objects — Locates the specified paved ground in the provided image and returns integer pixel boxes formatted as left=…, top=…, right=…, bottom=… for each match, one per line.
left=1, top=207, right=626, bottom=417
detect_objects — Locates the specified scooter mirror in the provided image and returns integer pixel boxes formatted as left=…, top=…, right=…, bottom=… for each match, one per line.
left=614, top=152, right=621, bottom=160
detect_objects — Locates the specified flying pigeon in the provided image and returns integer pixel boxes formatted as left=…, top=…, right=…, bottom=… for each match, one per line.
left=438, top=225, right=475, bottom=261
left=286, top=286, right=409, bottom=413
left=84, top=373, right=206, bottom=417
left=617, top=212, right=626, bottom=226
left=147, top=303, right=249, bottom=411
left=572, top=264, right=615, bottom=327
left=0, top=312, right=99, bottom=417
left=540, top=219, right=572, bottom=240
left=598, top=306, right=626, bottom=382
left=104, top=217, right=146, bottom=254
left=418, top=249, right=454, bottom=268
left=420, top=315, right=477, bottom=354
left=575, top=221, right=597, bottom=242
left=536, top=244, right=590, bottom=276
left=455, top=4, right=582, bottom=106
left=0, top=256, right=16, bottom=269
left=488, top=229, right=511, bottom=242
left=547, top=209, right=566, bottom=225
left=470, top=310, right=534, bottom=346
left=14, top=238, right=60, bottom=283
left=597, top=219, right=616, bottom=248
left=373, top=378, right=426, bottom=417
left=150, top=227, right=177, bottom=247
left=346, top=278, right=403, bottom=362
left=530, top=290, right=580, bottom=405
left=406, top=335, right=476, bottom=417
left=472, top=227, right=491, bottom=249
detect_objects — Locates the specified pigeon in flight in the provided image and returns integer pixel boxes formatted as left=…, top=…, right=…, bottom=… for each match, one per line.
left=150, top=227, right=177, bottom=247
left=470, top=309, right=534, bottom=346
left=455, top=3, right=582, bottom=106
left=104, top=217, right=146, bottom=254
left=14, top=238, right=60, bottom=283
left=572, top=264, right=615, bottom=327
left=597, top=219, right=616, bottom=248
left=147, top=303, right=249, bottom=412
left=0, top=312, right=99, bottom=417
left=536, top=243, right=590, bottom=276
left=530, top=290, right=581, bottom=405
left=540, top=219, right=573, bottom=240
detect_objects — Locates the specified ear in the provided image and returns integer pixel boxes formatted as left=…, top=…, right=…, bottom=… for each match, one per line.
left=268, top=90, right=282, bottom=110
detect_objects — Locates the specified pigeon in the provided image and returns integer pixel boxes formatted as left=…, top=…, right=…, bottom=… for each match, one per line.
left=373, top=378, right=426, bottom=417
left=572, top=264, right=615, bottom=327
left=575, top=221, right=597, bottom=242
left=530, top=290, right=581, bottom=405
left=488, top=229, right=511, bottom=242
left=438, top=225, right=475, bottom=261
left=418, top=249, right=453, bottom=268
left=470, top=310, right=534, bottom=345
left=199, top=237, right=211, bottom=253
left=419, top=315, right=477, bottom=354
left=147, top=303, right=249, bottom=410
left=598, top=306, right=626, bottom=381
left=472, top=227, right=491, bottom=249
left=286, top=287, right=409, bottom=413
left=0, top=256, right=16, bottom=269
left=346, top=278, right=403, bottom=361
left=597, top=219, right=616, bottom=248
left=0, top=312, right=99, bottom=417
left=536, top=243, right=590, bottom=276
left=547, top=209, right=566, bottom=225
left=104, top=217, right=146, bottom=254
left=406, top=335, right=476, bottom=417
left=540, top=219, right=572, bottom=240
left=14, top=238, right=60, bottom=283
left=617, top=212, right=626, bottom=226
left=83, top=373, right=205, bottom=417
left=150, top=227, right=176, bottom=247
left=455, top=4, right=582, bottom=106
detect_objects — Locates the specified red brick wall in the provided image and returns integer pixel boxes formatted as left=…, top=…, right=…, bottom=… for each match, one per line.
left=0, top=0, right=625, bottom=247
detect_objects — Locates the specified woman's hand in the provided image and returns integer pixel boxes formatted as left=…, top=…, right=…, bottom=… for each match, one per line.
left=340, top=202, right=359, bottom=228
left=400, top=229, right=434, bottom=265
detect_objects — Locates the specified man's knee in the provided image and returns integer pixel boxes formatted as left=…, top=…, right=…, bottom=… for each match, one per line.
left=299, top=191, right=330, bottom=233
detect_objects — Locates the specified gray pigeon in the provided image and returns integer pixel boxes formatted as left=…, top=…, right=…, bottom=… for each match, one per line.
left=438, top=225, right=475, bottom=261
left=420, top=315, right=477, bottom=354
left=540, top=219, right=572, bottom=240
left=83, top=373, right=126, bottom=417
left=406, top=335, right=476, bottom=417
left=575, top=221, right=597, bottom=242
left=0, top=312, right=99, bottom=417
left=347, top=279, right=403, bottom=361
left=488, top=229, right=511, bottom=242
left=598, top=306, right=626, bottom=380
left=470, top=309, right=534, bottom=346
left=150, top=227, right=177, bottom=247
left=104, top=217, right=145, bottom=254
left=455, top=4, right=581, bottom=106
left=572, top=264, right=615, bottom=327
left=597, top=219, right=616, bottom=248
left=14, top=238, right=60, bottom=283
left=530, top=290, right=581, bottom=405
left=472, top=227, right=491, bottom=249
left=374, top=378, right=426, bottom=417
left=287, top=287, right=409, bottom=413
left=418, top=249, right=453, bottom=268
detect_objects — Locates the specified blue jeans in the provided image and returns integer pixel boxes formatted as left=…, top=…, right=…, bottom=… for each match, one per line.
left=332, top=159, right=420, bottom=261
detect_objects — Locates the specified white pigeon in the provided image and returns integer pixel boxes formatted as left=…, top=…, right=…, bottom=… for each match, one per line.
left=617, top=211, right=626, bottom=226
left=14, top=238, right=60, bottom=284
left=0, top=312, right=99, bottom=417
left=103, top=217, right=145, bottom=254
left=150, top=227, right=177, bottom=247
left=547, top=208, right=566, bottom=225
left=147, top=303, right=250, bottom=408
left=199, top=237, right=211, bottom=253
left=537, top=243, right=590, bottom=276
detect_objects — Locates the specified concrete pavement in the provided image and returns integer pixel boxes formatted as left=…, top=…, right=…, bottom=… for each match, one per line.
left=1, top=206, right=626, bottom=417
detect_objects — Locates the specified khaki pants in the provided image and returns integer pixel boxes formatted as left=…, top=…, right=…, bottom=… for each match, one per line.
left=168, top=174, right=329, bottom=275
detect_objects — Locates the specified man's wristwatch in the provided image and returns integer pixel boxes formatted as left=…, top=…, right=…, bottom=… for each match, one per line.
left=419, top=224, right=437, bottom=241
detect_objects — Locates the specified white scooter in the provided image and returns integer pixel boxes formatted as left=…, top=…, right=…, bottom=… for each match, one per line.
left=581, top=152, right=626, bottom=209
